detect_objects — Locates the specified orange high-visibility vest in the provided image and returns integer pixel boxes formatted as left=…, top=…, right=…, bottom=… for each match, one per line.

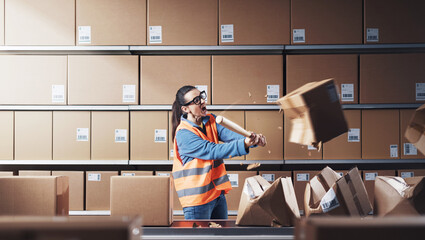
left=172, top=114, right=232, bottom=208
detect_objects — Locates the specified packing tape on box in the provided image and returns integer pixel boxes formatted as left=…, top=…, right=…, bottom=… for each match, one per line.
left=344, top=174, right=365, bottom=216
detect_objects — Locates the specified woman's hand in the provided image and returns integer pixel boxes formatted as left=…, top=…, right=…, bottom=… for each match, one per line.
left=244, top=133, right=267, bottom=148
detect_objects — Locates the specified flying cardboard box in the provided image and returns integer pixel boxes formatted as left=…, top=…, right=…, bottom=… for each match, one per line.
left=400, top=109, right=425, bottom=159
left=110, top=176, right=173, bottom=226
left=76, top=0, right=146, bottom=45
left=86, top=171, right=118, bottom=210
left=0, top=111, right=13, bottom=160
left=226, top=171, right=257, bottom=211
left=363, top=170, right=396, bottom=209
left=0, top=176, right=69, bottom=216
left=52, top=171, right=84, bottom=211
left=405, top=104, right=425, bottom=155
left=398, top=169, right=425, bottom=179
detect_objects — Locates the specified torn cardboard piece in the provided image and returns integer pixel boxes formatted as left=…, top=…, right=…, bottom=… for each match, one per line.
left=405, top=103, right=425, bottom=155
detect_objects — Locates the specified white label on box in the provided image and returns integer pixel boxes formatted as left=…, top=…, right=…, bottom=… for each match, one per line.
left=52, top=85, right=65, bottom=103
left=293, top=29, right=305, bottom=43
left=158, top=173, right=170, bottom=177
left=348, top=128, right=360, bottom=142
left=366, top=28, right=379, bottom=42
left=416, top=83, right=425, bottom=101
left=78, top=26, right=91, bottom=44
left=122, top=85, right=136, bottom=103
left=404, top=143, right=418, bottom=156
left=267, top=85, right=280, bottom=103
left=221, top=24, right=234, bottom=42
left=401, top=171, right=414, bottom=179
left=327, top=84, right=339, bottom=103
left=228, top=174, right=239, bottom=187
left=115, top=129, right=127, bottom=143
left=170, top=149, right=174, bottom=158
left=341, top=84, right=354, bottom=102
left=154, top=129, right=167, bottom=143
left=390, top=144, right=398, bottom=158
left=297, top=173, right=310, bottom=182
left=365, top=172, right=378, bottom=181
left=149, top=26, right=162, bottom=44
left=76, top=128, right=89, bottom=142
left=122, top=173, right=135, bottom=176
left=320, top=188, right=340, bottom=213
left=307, top=145, right=317, bottom=150
left=195, top=85, right=208, bottom=103
left=262, top=174, right=275, bottom=182
left=88, top=173, right=101, bottom=181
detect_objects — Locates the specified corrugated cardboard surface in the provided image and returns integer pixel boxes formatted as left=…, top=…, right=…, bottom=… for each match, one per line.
left=53, top=111, right=90, bottom=160
left=286, top=55, right=358, bottom=104
left=5, top=0, right=75, bottom=45
left=111, top=176, right=173, bottom=226
left=362, top=170, right=396, bottom=208
left=291, top=0, right=362, bottom=44
left=0, top=172, right=13, bottom=176
left=226, top=171, right=257, bottom=210
left=212, top=55, right=283, bottom=104
left=0, top=56, right=67, bottom=104
left=360, top=54, right=425, bottom=104
left=323, top=110, right=361, bottom=159
left=68, top=55, right=139, bottom=105
left=293, top=171, right=319, bottom=211
left=400, top=109, right=425, bottom=159
left=91, top=112, right=129, bottom=160
left=168, top=111, right=174, bottom=160
left=156, top=171, right=181, bottom=211
left=19, top=171, right=51, bottom=176
left=86, top=171, right=118, bottom=210
left=0, top=111, right=13, bottom=160
left=76, top=0, right=146, bottom=45
left=141, top=56, right=211, bottom=104
left=219, top=0, right=289, bottom=45
left=364, top=0, right=425, bottom=44
left=15, top=112, right=52, bottom=160
left=52, top=171, right=84, bottom=211
left=121, top=171, right=153, bottom=176
left=0, top=0, right=4, bottom=45
left=130, top=111, right=168, bottom=160
left=397, top=169, right=425, bottom=178
left=246, top=111, right=283, bottom=160
left=284, top=115, right=322, bottom=160
left=0, top=176, right=69, bottom=216
left=259, top=171, right=291, bottom=183
left=147, top=0, right=217, bottom=45
left=362, top=110, right=400, bottom=159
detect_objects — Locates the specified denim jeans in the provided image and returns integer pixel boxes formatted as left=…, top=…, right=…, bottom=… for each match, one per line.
left=183, top=193, right=228, bottom=220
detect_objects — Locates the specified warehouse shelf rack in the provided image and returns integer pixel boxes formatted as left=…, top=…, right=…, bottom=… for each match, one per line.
left=0, top=46, right=131, bottom=55
left=284, top=159, right=425, bottom=165
left=0, top=160, right=129, bottom=165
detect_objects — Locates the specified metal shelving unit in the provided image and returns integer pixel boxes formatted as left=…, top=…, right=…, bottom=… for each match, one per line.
left=0, top=160, right=129, bottom=165
left=0, top=46, right=131, bottom=55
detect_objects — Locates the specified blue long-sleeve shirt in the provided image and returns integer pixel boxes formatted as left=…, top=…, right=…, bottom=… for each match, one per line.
left=175, top=114, right=249, bottom=165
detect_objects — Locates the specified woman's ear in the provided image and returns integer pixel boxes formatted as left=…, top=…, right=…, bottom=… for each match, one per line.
left=181, top=105, right=190, bottom=114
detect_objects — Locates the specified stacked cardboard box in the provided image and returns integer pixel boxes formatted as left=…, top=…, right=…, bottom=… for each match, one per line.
left=293, top=171, right=319, bottom=212
left=259, top=171, right=291, bottom=183
left=52, top=171, right=84, bottom=211
left=18, top=171, right=51, bottom=176
left=398, top=169, right=425, bottom=179
left=86, top=171, right=118, bottom=210
left=156, top=171, right=182, bottom=211
left=121, top=171, right=153, bottom=176
left=363, top=170, right=396, bottom=208
left=0, top=112, right=13, bottom=160
left=226, top=171, right=257, bottom=211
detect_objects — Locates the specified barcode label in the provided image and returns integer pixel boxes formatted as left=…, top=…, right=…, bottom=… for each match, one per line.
left=154, top=129, right=167, bottom=143
left=115, top=129, right=127, bottom=143
left=170, top=149, right=174, bottom=158
left=195, top=85, right=208, bottom=103
left=327, top=84, right=339, bottom=103
left=416, top=83, right=425, bottom=101
left=122, top=173, right=135, bottom=176
left=348, top=128, right=360, bottom=142
left=123, top=85, right=136, bottom=103
left=401, top=172, right=414, bottom=179
left=390, top=144, right=398, bottom=158
left=297, top=173, right=310, bottom=182
left=52, top=85, right=65, bottom=103
left=228, top=174, right=239, bottom=187
left=320, top=188, right=340, bottom=213
left=267, top=85, right=280, bottom=103
left=366, top=28, right=379, bottom=42
left=88, top=173, right=101, bottom=181
left=78, top=26, right=91, bottom=44
left=262, top=174, right=275, bottom=182
left=158, top=173, right=170, bottom=177
left=221, top=24, right=234, bottom=42
left=76, top=128, right=89, bottom=142
left=365, top=172, right=378, bottom=181
left=341, top=84, right=354, bottom=102
left=149, top=26, right=162, bottom=44
left=293, top=29, right=305, bottom=43
left=404, top=143, right=418, bottom=156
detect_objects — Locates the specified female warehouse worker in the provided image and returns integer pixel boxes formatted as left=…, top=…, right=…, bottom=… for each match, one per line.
left=171, top=85, right=267, bottom=220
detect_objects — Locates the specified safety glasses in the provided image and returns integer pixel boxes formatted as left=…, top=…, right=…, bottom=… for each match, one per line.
left=183, top=91, right=207, bottom=106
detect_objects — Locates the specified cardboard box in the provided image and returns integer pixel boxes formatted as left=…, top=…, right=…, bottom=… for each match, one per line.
left=156, top=171, right=181, bottom=211
left=76, top=0, right=146, bottom=45
left=364, top=0, right=425, bottom=44
left=141, top=56, right=211, bottom=104
left=5, top=0, right=75, bottom=45
left=279, top=79, right=348, bottom=147
left=362, top=110, right=400, bottom=159
left=130, top=111, right=168, bottom=160
left=293, top=171, right=319, bottom=212
left=0, top=0, right=4, bottom=46
left=400, top=109, right=425, bottom=158
left=53, top=111, right=91, bottom=160
left=0, top=172, right=13, bottom=176
left=0, top=56, right=67, bottom=105
left=0, top=216, right=142, bottom=240
left=15, top=112, right=52, bottom=160
left=259, top=171, right=291, bottom=183
left=86, top=171, right=118, bottom=210
left=19, top=171, right=51, bottom=176
left=212, top=55, right=283, bottom=104
left=219, top=0, right=290, bottom=45
left=0, top=176, right=69, bottom=216
left=91, top=112, right=129, bottom=160
left=121, top=171, right=153, bottom=176
left=226, top=171, right=257, bottom=210
left=147, top=0, right=217, bottom=45
left=236, top=176, right=300, bottom=226
left=323, top=110, right=361, bottom=159
left=363, top=170, right=396, bottom=209
left=375, top=176, right=425, bottom=216
left=245, top=111, right=283, bottom=160
left=52, top=171, right=84, bottom=211
left=0, top=111, right=13, bottom=160
left=111, top=176, right=173, bottom=226
left=291, top=0, right=362, bottom=44
left=360, top=54, right=425, bottom=104
left=68, top=55, right=139, bottom=105
left=286, top=55, right=358, bottom=104
left=398, top=169, right=425, bottom=179
left=405, top=104, right=425, bottom=156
